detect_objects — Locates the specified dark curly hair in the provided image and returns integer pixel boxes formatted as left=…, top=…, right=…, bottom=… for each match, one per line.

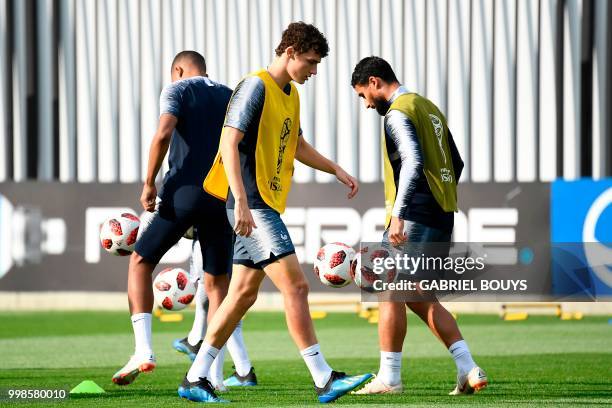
left=351, top=56, right=398, bottom=87
left=275, top=22, right=329, bottom=58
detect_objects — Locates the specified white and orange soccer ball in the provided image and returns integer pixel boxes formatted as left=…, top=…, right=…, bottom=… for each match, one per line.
left=313, top=242, right=356, bottom=288
left=99, top=213, right=140, bottom=256
left=152, top=267, right=196, bottom=311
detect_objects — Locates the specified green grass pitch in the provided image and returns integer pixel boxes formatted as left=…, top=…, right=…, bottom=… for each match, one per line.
left=0, top=311, right=610, bottom=407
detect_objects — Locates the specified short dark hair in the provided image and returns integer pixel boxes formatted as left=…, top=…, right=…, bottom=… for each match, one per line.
left=171, top=51, right=207, bottom=74
left=275, top=22, right=329, bottom=58
left=351, top=56, right=398, bottom=87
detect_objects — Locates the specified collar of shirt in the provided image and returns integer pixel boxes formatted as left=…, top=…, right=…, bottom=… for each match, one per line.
left=201, top=76, right=215, bottom=86
left=388, top=85, right=409, bottom=104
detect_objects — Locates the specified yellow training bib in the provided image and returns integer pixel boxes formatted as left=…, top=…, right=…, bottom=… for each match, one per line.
left=204, top=70, right=300, bottom=214
left=382, top=93, right=457, bottom=227
left=203, top=133, right=230, bottom=201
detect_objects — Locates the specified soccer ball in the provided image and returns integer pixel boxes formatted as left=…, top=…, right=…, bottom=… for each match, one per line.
left=152, top=267, right=196, bottom=311
left=313, top=242, right=355, bottom=288
left=350, top=246, right=397, bottom=292
left=99, top=213, right=140, bottom=256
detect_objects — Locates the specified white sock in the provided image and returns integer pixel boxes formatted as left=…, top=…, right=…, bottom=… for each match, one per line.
left=377, top=351, right=402, bottom=386
left=449, top=340, right=476, bottom=376
left=187, top=282, right=208, bottom=346
left=187, top=342, right=220, bottom=382
left=226, top=321, right=252, bottom=376
left=209, top=346, right=226, bottom=387
left=300, top=343, right=332, bottom=388
left=131, top=313, right=153, bottom=357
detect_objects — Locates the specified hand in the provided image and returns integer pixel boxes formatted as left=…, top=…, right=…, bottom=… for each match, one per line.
left=234, top=199, right=257, bottom=237
left=388, top=216, right=407, bottom=246
left=140, top=184, right=157, bottom=212
left=335, top=167, right=359, bottom=199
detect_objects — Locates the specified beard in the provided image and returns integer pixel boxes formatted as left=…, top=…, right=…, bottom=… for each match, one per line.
left=373, top=96, right=391, bottom=116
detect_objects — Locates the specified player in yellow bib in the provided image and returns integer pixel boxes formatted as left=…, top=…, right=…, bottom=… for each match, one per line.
left=351, top=57, right=487, bottom=396
left=178, top=23, right=373, bottom=404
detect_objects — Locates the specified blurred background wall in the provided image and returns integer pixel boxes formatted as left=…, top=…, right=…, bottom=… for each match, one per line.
left=0, top=0, right=610, bottom=185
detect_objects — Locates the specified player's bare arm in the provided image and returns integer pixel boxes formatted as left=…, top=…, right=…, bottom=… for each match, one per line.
left=220, top=126, right=257, bottom=237
left=141, top=114, right=178, bottom=212
left=295, top=134, right=359, bottom=199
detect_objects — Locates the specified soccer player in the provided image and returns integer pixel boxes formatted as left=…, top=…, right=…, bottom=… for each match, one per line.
left=173, top=231, right=257, bottom=390
left=177, top=22, right=372, bottom=403
left=112, top=51, right=235, bottom=386
left=350, top=57, right=487, bottom=395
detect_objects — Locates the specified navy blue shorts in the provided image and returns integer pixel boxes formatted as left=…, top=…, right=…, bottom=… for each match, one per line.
left=383, top=220, right=452, bottom=281
left=135, top=195, right=234, bottom=276
left=383, top=220, right=452, bottom=245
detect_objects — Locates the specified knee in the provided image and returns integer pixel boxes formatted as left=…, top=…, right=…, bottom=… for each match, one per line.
left=130, top=251, right=149, bottom=267
left=236, top=293, right=257, bottom=311
left=284, top=279, right=309, bottom=299
left=407, top=301, right=440, bottom=321
left=381, top=301, right=406, bottom=315
left=406, top=301, right=429, bottom=314
left=204, top=274, right=229, bottom=294
left=234, top=286, right=258, bottom=310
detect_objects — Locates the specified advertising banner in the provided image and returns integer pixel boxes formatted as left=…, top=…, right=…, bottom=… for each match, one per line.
left=551, top=180, right=612, bottom=299
left=0, top=182, right=550, bottom=294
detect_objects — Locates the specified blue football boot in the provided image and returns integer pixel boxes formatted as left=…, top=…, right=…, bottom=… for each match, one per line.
left=223, top=366, right=258, bottom=387
left=177, top=375, right=229, bottom=403
left=315, top=371, right=374, bottom=403
left=173, top=337, right=201, bottom=362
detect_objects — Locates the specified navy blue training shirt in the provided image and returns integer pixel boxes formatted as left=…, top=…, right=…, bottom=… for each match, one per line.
left=158, top=76, right=232, bottom=208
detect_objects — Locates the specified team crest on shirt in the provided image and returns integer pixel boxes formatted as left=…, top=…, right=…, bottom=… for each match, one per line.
left=270, top=118, right=292, bottom=191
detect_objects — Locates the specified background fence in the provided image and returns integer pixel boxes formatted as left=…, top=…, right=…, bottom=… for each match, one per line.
left=0, top=0, right=610, bottom=185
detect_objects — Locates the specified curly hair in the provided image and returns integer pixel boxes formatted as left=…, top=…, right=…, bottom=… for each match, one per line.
left=275, top=22, right=329, bottom=58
